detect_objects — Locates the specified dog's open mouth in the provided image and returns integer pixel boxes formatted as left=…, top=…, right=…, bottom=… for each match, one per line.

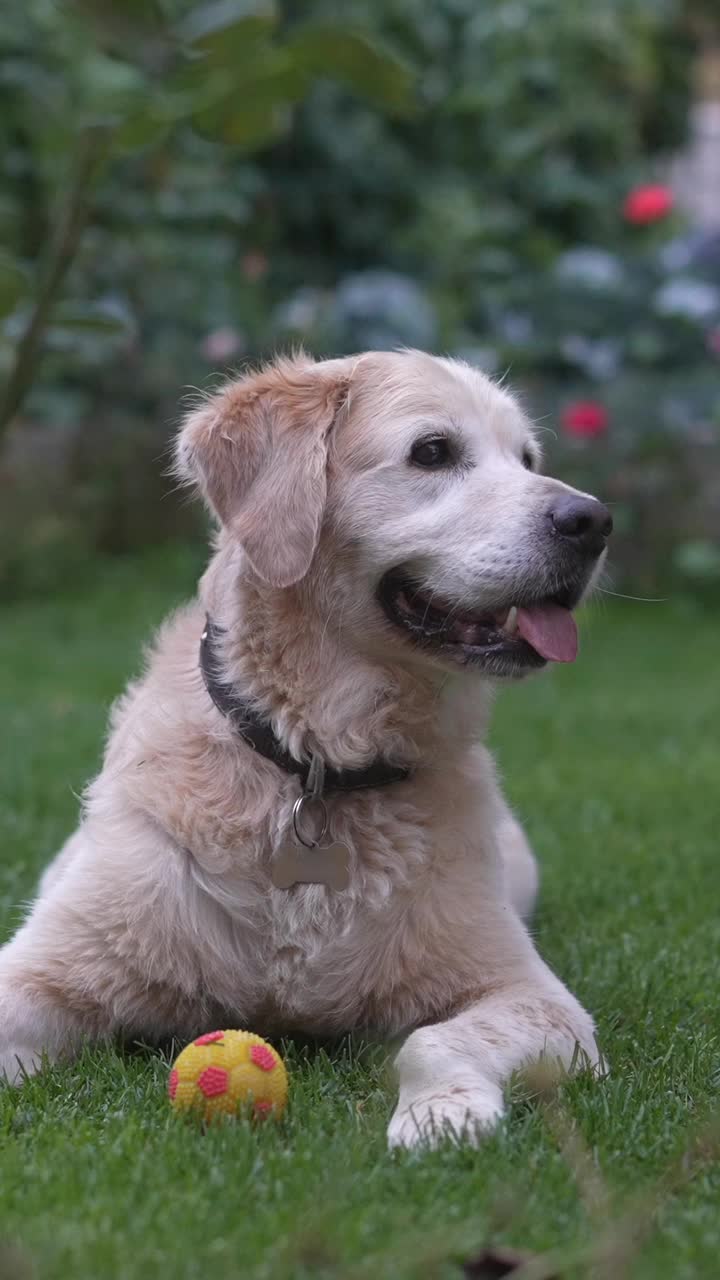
left=378, top=570, right=580, bottom=673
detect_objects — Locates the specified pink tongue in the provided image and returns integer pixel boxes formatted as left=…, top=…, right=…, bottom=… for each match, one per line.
left=516, top=603, right=578, bottom=663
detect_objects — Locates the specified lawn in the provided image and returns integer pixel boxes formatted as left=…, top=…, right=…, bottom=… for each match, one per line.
left=0, top=549, right=718, bottom=1280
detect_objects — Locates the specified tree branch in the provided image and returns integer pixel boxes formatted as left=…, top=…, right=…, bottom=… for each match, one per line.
left=0, top=126, right=110, bottom=435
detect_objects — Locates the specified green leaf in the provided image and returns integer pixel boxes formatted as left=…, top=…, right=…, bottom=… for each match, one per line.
left=189, top=48, right=308, bottom=145
left=112, top=62, right=238, bottom=152
left=222, top=104, right=288, bottom=149
left=154, top=62, right=238, bottom=117
left=76, top=54, right=150, bottom=127
left=285, top=24, right=415, bottom=116
left=0, top=254, right=31, bottom=320
left=50, top=299, right=136, bottom=338
left=114, top=111, right=172, bottom=154
left=176, top=0, right=277, bottom=54
left=75, top=0, right=167, bottom=51
left=194, top=98, right=290, bottom=150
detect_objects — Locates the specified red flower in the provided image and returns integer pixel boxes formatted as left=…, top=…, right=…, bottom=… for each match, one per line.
left=706, top=327, right=720, bottom=357
left=623, top=184, right=674, bottom=224
left=561, top=401, right=609, bottom=439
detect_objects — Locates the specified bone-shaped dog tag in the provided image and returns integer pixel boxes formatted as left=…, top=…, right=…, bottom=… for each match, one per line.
left=271, top=839, right=351, bottom=890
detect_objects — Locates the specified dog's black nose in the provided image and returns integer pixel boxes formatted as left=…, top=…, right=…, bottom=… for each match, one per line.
left=550, top=495, right=613, bottom=555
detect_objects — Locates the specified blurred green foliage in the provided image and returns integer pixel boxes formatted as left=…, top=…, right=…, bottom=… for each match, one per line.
left=0, top=0, right=413, bottom=427
left=1, top=0, right=717, bottom=598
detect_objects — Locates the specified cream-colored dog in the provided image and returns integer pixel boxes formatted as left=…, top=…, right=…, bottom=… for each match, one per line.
left=0, top=351, right=612, bottom=1148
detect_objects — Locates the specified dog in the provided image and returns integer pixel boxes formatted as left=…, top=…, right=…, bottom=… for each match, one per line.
left=0, top=350, right=612, bottom=1147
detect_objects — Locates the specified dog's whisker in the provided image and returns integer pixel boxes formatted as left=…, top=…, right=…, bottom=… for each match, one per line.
left=596, top=589, right=667, bottom=603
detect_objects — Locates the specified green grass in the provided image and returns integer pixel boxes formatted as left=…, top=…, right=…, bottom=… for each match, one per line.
left=1, top=550, right=718, bottom=1280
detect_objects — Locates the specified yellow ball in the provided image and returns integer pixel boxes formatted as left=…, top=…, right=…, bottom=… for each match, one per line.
left=168, top=1030, right=288, bottom=1123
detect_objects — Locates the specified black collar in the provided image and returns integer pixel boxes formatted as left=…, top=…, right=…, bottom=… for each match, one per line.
left=200, top=617, right=411, bottom=793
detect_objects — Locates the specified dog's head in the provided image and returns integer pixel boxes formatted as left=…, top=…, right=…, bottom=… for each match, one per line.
left=177, top=351, right=611, bottom=678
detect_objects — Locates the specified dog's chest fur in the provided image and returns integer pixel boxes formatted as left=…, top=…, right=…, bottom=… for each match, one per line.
left=94, top=611, right=501, bottom=1038
left=180, top=767, right=500, bottom=1037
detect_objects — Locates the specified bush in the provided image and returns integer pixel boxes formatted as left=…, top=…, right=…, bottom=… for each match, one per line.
left=1, top=0, right=715, bottom=598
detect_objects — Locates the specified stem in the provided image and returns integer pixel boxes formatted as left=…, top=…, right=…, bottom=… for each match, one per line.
left=0, top=127, right=110, bottom=434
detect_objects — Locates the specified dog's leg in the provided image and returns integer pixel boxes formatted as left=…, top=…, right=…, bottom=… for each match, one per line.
left=388, top=920, right=598, bottom=1150
left=495, top=802, right=539, bottom=921
left=36, top=829, right=84, bottom=898
left=0, top=994, right=83, bottom=1083
left=0, top=821, right=217, bottom=1084
left=0, top=829, right=126, bottom=1081
left=0, top=934, right=94, bottom=1083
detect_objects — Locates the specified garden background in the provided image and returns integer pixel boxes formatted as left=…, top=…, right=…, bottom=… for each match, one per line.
left=1, top=0, right=719, bottom=600
left=1, top=5, right=720, bottom=1279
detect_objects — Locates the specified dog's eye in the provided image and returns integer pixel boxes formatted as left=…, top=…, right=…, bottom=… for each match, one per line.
left=410, top=437, right=452, bottom=468
left=522, top=448, right=536, bottom=471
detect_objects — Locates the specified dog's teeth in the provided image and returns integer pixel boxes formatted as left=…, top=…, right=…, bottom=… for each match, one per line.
left=504, top=606, right=518, bottom=635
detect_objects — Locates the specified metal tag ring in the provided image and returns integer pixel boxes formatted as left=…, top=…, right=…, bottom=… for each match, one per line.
left=292, top=794, right=329, bottom=849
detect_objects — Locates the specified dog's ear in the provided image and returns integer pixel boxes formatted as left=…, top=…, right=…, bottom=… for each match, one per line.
left=176, top=356, right=350, bottom=588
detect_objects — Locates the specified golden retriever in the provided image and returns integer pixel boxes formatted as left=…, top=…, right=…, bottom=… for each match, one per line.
left=0, top=350, right=612, bottom=1147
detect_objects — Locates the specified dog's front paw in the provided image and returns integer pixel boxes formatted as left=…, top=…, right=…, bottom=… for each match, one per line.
left=387, top=1084, right=504, bottom=1151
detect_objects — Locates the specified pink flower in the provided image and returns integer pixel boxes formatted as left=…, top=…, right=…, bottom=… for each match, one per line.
left=561, top=401, right=609, bottom=439
left=200, top=327, right=244, bottom=362
left=623, top=184, right=674, bottom=224
left=706, top=327, right=720, bottom=357
left=241, top=250, right=269, bottom=281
